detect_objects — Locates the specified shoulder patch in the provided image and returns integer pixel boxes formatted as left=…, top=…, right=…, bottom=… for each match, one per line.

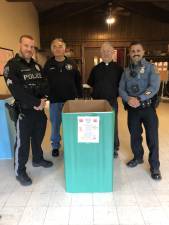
left=145, top=90, right=152, bottom=96
left=6, top=78, right=12, bottom=86
left=3, top=66, right=10, bottom=77
left=35, top=64, right=41, bottom=71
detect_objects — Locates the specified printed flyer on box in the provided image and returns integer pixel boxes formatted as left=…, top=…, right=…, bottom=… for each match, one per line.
left=78, top=116, right=100, bottom=143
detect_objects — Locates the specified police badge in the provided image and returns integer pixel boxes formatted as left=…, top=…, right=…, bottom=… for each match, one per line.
left=35, top=64, right=40, bottom=71
left=65, top=64, right=73, bottom=71
left=140, top=66, right=145, bottom=74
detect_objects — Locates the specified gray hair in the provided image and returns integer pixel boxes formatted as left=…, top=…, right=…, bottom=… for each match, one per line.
left=101, top=42, right=114, bottom=50
left=51, top=38, right=66, bottom=49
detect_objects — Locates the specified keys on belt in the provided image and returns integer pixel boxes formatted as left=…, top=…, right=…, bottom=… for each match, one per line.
left=140, top=98, right=152, bottom=109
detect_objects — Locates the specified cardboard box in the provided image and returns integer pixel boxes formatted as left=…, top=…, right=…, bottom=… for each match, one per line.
left=62, top=100, right=114, bottom=193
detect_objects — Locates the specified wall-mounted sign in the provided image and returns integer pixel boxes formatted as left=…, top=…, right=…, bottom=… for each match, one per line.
left=0, top=47, right=14, bottom=76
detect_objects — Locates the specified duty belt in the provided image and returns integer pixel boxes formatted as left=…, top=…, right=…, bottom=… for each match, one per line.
left=140, top=98, right=152, bottom=109
left=125, top=98, right=154, bottom=110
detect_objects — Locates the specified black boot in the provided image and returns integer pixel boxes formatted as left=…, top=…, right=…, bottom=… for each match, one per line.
left=52, top=149, right=59, bottom=157
left=126, top=158, right=144, bottom=168
left=150, top=169, right=162, bottom=180
left=16, top=172, right=32, bottom=186
left=32, top=159, right=53, bottom=168
left=114, top=150, right=118, bottom=159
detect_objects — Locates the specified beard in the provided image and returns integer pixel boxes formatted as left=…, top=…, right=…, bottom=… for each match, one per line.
left=132, top=56, right=142, bottom=65
left=20, top=49, right=33, bottom=60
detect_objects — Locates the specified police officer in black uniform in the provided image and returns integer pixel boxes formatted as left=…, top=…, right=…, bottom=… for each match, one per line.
left=4, top=35, right=53, bottom=186
left=119, top=41, right=161, bottom=180
left=88, top=42, right=123, bottom=158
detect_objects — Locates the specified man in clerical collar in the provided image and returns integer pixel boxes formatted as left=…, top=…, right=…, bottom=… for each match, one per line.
left=88, top=42, right=123, bottom=158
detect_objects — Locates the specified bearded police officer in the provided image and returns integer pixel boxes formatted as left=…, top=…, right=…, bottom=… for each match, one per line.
left=3, top=35, right=53, bottom=186
left=119, top=41, right=161, bottom=180
left=44, top=38, right=82, bottom=157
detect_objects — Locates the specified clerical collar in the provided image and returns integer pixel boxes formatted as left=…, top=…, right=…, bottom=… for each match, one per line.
left=104, top=60, right=113, bottom=66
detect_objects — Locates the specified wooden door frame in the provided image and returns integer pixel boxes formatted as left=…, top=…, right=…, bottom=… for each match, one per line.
left=82, top=43, right=101, bottom=83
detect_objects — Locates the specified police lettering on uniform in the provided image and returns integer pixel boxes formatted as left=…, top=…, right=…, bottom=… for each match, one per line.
left=4, top=35, right=53, bottom=186
left=43, top=38, right=82, bottom=157
left=119, top=41, right=161, bottom=180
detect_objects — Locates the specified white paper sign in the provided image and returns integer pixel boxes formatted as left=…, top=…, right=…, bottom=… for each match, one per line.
left=78, top=116, right=100, bottom=143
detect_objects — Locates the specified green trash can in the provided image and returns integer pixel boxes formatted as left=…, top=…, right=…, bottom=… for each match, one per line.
left=62, top=100, right=115, bottom=193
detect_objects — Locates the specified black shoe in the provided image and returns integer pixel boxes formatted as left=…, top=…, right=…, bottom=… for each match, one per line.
left=32, top=159, right=53, bottom=168
left=114, top=150, right=118, bottom=159
left=116, top=146, right=119, bottom=151
left=150, top=169, right=162, bottom=181
left=126, top=158, right=144, bottom=168
left=52, top=149, right=59, bottom=157
left=16, top=172, right=32, bottom=186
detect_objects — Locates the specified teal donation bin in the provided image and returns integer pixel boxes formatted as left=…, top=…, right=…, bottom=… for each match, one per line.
left=62, top=100, right=115, bottom=193
left=0, top=96, right=15, bottom=159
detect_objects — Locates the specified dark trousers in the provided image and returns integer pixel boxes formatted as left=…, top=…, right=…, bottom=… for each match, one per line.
left=14, top=110, right=47, bottom=176
left=109, top=101, right=119, bottom=151
left=127, top=107, right=160, bottom=170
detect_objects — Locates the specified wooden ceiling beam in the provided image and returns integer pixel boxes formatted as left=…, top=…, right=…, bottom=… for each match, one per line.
left=6, top=0, right=169, bottom=23
left=118, top=2, right=169, bottom=23
left=39, top=0, right=108, bottom=25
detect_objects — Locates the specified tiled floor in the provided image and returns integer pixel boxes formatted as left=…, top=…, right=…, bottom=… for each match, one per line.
left=0, top=101, right=169, bottom=225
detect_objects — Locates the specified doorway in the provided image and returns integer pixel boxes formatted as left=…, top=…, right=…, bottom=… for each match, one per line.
left=82, top=45, right=126, bottom=83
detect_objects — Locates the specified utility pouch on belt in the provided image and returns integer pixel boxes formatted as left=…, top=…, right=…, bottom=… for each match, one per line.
left=5, top=102, right=20, bottom=123
left=151, top=94, right=160, bottom=108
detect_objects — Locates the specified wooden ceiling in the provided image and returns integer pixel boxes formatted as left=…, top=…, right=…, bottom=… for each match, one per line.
left=6, top=0, right=169, bottom=23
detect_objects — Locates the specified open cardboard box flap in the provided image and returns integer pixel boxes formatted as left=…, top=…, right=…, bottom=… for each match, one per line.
left=62, top=100, right=112, bottom=113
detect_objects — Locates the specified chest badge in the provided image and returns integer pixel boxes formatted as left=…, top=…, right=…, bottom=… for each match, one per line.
left=35, top=64, right=40, bottom=71
left=65, top=64, right=73, bottom=71
left=140, top=66, right=145, bottom=74
left=49, top=67, right=55, bottom=70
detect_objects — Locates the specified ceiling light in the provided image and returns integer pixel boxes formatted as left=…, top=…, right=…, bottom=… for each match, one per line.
left=106, top=16, right=116, bottom=25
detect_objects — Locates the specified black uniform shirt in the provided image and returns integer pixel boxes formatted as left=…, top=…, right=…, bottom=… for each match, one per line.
left=3, top=54, right=48, bottom=109
left=87, top=61, right=123, bottom=102
left=43, top=57, right=82, bottom=103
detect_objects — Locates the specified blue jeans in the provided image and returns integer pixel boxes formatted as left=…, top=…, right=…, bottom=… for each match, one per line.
left=50, top=102, right=64, bottom=149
